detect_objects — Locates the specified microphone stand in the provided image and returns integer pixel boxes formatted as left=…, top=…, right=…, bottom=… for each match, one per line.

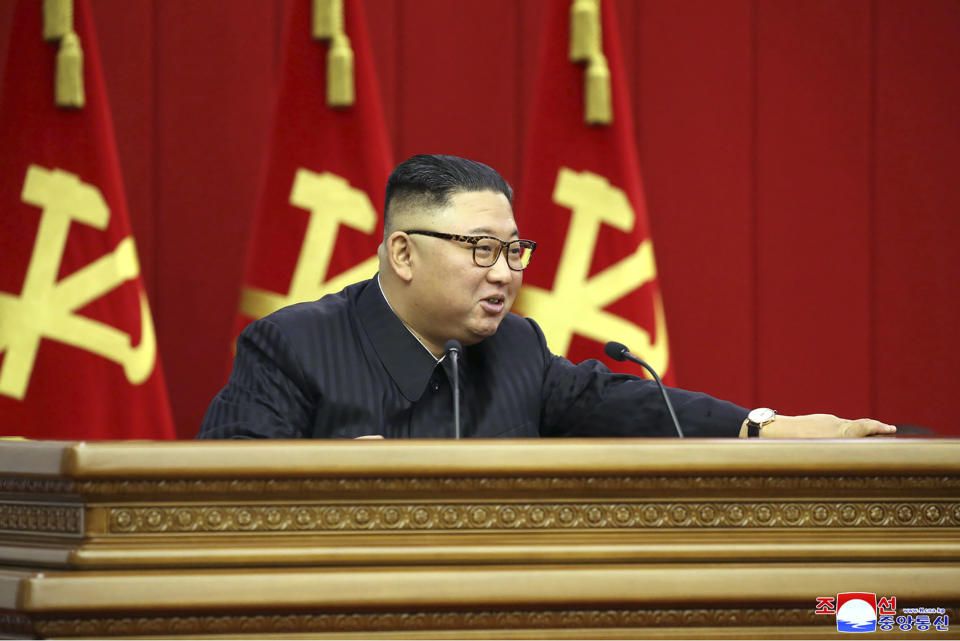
left=444, top=340, right=462, bottom=439
left=605, top=341, right=684, bottom=438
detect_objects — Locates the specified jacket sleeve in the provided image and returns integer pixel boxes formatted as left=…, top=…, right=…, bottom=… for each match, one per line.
left=529, top=319, right=749, bottom=438
left=196, top=317, right=315, bottom=439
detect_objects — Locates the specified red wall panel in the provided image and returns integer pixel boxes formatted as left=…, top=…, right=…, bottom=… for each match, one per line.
left=89, top=2, right=157, bottom=301
left=365, top=0, right=400, bottom=153
left=517, top=0, right=549, bottom=179
left=874, top=0, right=960, bottom=430
left=755, top=0, right=873, bottom=417
left=635, top=0, right=755, bottom=407
left=394, top=0, right=522, bottom=186
left=152, top=0, right=277, bottom=436
left=0, top=4, right=16, bottom=134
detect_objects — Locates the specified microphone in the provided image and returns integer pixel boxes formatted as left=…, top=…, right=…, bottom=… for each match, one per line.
left=444, top=339, right=462, bottom=439
left=604, top=341, right=684, bottom=438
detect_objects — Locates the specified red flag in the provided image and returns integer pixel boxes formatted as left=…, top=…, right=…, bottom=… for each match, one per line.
left=0, top=0, right=175, bottom=439
left=236, top=0, right=393, bottom=333
left=515, top=0, right=673, bottom=383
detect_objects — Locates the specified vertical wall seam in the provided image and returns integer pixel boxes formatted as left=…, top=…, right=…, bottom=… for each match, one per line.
left=868, top=0, right=878, bottom=420
left=150, top=0, right=161, bottom=319
left=394, top=0, right=404, bottom=158
left=274, top=0, right=283, bottom=78
left=515, top=0, right=524, bottom=185
left=750, top=0, right=759, bottom=407
left=635, top=1, right=643, bottom=177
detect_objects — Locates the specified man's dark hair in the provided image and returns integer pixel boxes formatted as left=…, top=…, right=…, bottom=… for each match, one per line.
left=383, top=154, right=513, bottom=234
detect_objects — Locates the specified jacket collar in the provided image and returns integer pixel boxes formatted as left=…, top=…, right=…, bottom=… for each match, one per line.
left=357, top=276, right=443, bottom=401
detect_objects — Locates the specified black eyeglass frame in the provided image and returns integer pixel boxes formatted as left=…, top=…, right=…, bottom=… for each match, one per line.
left=404, top=230, right=537, bottom=271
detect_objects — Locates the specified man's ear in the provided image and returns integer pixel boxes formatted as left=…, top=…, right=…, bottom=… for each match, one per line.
left=385, top=231, right=414, bottom=282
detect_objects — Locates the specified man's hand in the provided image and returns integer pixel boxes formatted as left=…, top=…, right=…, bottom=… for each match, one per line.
left=745, top=414, right=897, bottom=438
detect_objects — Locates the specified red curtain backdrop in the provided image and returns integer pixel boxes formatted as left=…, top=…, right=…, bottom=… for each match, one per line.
left=1, top=0, right=956, bottom=438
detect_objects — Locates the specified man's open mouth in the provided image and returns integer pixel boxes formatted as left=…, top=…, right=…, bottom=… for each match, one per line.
left=480, top=295, right=506, bottom=313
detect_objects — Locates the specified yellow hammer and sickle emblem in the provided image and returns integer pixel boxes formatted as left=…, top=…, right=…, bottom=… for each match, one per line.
left=514, top=168, right=670, bottom=374
left=240, top=169, right=380, bottom=319
left=0, top=165, right=157, bottom=400
left=237, top=167, right=668, bottom=374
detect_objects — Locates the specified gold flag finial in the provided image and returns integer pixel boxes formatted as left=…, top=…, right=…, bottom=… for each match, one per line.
left=312, top=0, right=355, bottom=107
left=585, top=53, right=611, bottom=124
left=569, top=0, right=598, bottom=62
left=312, top=0, right=338, bottom=40
left=44, top=0, right=83, bottom=108
left=43, top=0, right=72, bottom=41
left=327, top=33, right=355, bottom=107
left=570, top=0, right=611, bottom=125
left=55, top=30, right=85, bottom=108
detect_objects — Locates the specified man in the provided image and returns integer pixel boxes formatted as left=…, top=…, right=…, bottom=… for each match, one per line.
left=198, top=154, right=895, bottom=440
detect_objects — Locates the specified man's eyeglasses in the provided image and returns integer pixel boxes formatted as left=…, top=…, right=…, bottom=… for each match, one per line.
left=404, top=230, right=537, bottom=271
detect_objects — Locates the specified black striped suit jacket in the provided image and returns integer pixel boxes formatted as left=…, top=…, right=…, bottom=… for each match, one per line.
left=198, top=277, right=748, bottom=439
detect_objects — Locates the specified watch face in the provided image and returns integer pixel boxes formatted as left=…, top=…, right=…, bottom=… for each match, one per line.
left=748, top=407, right=776, bottom=425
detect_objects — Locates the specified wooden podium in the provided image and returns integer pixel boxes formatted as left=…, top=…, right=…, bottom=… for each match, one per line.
left=0, top=438, right=957, bottom=638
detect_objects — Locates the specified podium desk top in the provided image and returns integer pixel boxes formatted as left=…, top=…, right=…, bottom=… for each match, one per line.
left=0, top=438, right=957, bottom=479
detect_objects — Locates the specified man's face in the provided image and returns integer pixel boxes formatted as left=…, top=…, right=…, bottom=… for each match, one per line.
left=405, top=190, right=522, bottom=350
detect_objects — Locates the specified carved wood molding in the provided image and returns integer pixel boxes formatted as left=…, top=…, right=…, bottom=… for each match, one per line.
left=0, top=500, right=84, bottom=537
left=0, top=477, right=76, bottom=494
left=1, top=474, right=956, bottom=499
left=107, top=500, right=960, bottom=534
left=0, top=614, right=33, bottom=638
left=29, top=607, right=827, bottom=637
